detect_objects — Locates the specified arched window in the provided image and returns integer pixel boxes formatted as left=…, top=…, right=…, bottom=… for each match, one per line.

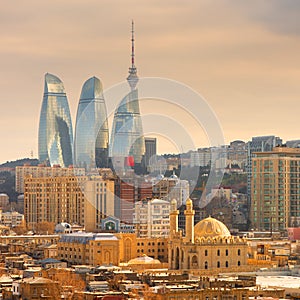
left=225, top=261, right=228, bottom=268
left=238, top=261, right=241, bottom=266
left=217, top=249, right=220, bottom=256
left=225, top=249, right=228, bottom=256
left=217, top=261, right=220, bottom=268
left=205, top=250, right=208, bottom=256
left=205, top=261, right=208, bottom=269
left=238, top=249, right=241, bottom=256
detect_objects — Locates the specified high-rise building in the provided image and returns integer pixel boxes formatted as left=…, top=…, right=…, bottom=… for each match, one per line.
left=251, top=147, right=300, bottom=231
left=74, top=77, right=109, bottom=170
left=24, top=175, right=114, bottom=232
left=38, top=73, right=74, bottom=167
left=144, top=138, right=157, bottom=170
left=110, top=21, right=145, bottom=173
left=247, top=136, right=282, bottom=210
left=16, top=164, right=85, bottom=193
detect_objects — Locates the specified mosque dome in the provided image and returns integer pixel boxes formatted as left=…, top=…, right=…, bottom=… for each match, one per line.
left=194, top=217, right=231, bottom=238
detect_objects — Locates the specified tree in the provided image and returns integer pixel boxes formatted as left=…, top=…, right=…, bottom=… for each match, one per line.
left=35, top=221, right=55, bottom=234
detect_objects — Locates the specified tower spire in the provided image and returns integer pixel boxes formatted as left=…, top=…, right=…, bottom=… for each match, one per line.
left=127, top=20, right=139, bottom=90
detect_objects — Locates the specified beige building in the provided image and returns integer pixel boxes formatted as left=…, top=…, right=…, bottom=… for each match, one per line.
left=16, top=164, right=85, bottom=193
left=24, top=175, right=114, bottom=232
left=0, top=193, right=9, bottom=207
left=58, top=232, right=120, bottom=266
left=1, top=211, right=24, bottom=227
left=168, top=199, right=248, bottom=272
left=251, top=147, right=300, bottom=231
left=134, top=199, right=170, bottom=238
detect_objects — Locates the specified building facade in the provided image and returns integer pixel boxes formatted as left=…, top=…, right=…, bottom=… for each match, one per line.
left=38, top=73, right=74, bottom=167
left=247, top=136, right=282, bottom=208
left=134, top=199, right=170, bottom=238
left=1, top=211, right=24, bottom=227
left=74, top=76, right=109, bottom=170
left=152, top=175, right=189, bottom=207
left=251, top=147, right=300, bottom=231
left=24, top=175, right=114, bottom=232
left=168, top=199, right=248, bottom=271
left=16, top=164, right=85, bottom=193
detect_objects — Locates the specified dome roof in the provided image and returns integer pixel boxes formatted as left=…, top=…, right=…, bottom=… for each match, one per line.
left=128, top=254, right=161, bottom=265
left=194, top=217, right=231, bottom=238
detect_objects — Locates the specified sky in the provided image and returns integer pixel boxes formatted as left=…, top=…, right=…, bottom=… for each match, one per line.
left=1, top=0, right=300, bottom=164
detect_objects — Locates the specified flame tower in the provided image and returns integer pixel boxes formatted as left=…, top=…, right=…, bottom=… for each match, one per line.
left=110, top=21, right=145, bottom=173
left=38, top=73, right=73, bottom=167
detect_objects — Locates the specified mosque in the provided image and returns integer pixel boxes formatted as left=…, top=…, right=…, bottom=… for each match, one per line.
left=168, top=199, right=248, bottom=271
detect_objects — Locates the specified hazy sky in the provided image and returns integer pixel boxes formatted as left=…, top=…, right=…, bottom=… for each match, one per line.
left=1, top=0, right=300, bottom=164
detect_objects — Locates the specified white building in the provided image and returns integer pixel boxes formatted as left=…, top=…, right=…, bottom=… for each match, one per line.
left=1, top=211, right=24, bottom=227
left=133, top=199, right=170, bottom=238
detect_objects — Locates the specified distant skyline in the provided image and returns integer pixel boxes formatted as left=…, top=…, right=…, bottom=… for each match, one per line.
left=1, top=1, right=300, bottom=163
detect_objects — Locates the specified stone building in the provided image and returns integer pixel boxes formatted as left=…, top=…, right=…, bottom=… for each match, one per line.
left=168, top=199, right=248, bottom=271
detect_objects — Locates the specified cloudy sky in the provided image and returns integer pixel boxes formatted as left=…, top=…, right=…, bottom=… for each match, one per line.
left=1, top=0, right=300, bottom=164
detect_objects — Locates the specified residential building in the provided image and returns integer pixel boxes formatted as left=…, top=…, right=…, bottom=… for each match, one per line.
left=251, top=147, right=300, bottom=231
left=134, top=199, right=170, bottom=238
left=24, top=175, right=114, bottom=232
left=38, top=73, right=74, bottom=167
left=16, top=164, right=85, bottom=193
left=0, top=193, right=9, bottom=207
left=247, top=136, right=282, bottom=209
left=152, top=174, right=189, bottom=207
left=1, top=211, right=24, bottom=227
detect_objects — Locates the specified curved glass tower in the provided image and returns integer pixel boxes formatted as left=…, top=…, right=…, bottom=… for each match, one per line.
left=74, top=76, right=109, bottom=169
left=38, top=73, right=74, bottom=167
left=110, top=21, right=145, bottom=172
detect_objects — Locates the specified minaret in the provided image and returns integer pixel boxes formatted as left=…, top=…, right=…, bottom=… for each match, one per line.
left=127, top=20, right=139, bottom=91
left=184, top=198, right=195, bottom=243
left=170, top=199, right=179, bottom=237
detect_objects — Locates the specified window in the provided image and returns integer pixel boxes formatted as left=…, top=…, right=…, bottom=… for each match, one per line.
left=238, top=249, right=241, bottom=256
left=226, top=261, right=228, bottom=268
left=205, top=250, right=208, bottom=256
left=225, top=249, right=228, bottom=256
left=217, top=261, right=220, bottom=268
left=217, top=249, right=220, bottom=256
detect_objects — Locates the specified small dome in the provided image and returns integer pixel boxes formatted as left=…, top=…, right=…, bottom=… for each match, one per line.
left=128, top=254, right=161, bottom=265
left=194, top=217, right=231, bottom=238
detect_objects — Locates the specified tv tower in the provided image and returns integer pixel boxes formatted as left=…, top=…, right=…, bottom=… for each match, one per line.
left=127, top=20, right=139, bottom=91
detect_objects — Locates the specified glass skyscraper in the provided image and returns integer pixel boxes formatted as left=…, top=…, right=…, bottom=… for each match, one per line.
left=110, top=21, right=145, bottom=172
left=74, top=76, right=109, bottom=169
left=38, top=73, right=73, bottom=167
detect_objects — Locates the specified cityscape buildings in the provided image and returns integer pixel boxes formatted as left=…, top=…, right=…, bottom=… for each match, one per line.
left=24, top=175, right=114, bottom=232
left=251, top=147, right=300, bottom=231
left=38, top=73, right=74, bottom=168
left=74, top=76, right=109, bottom=170
left=110, top=21, right=145, bottom=173
left=133, top=198, right=170, bottom=238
